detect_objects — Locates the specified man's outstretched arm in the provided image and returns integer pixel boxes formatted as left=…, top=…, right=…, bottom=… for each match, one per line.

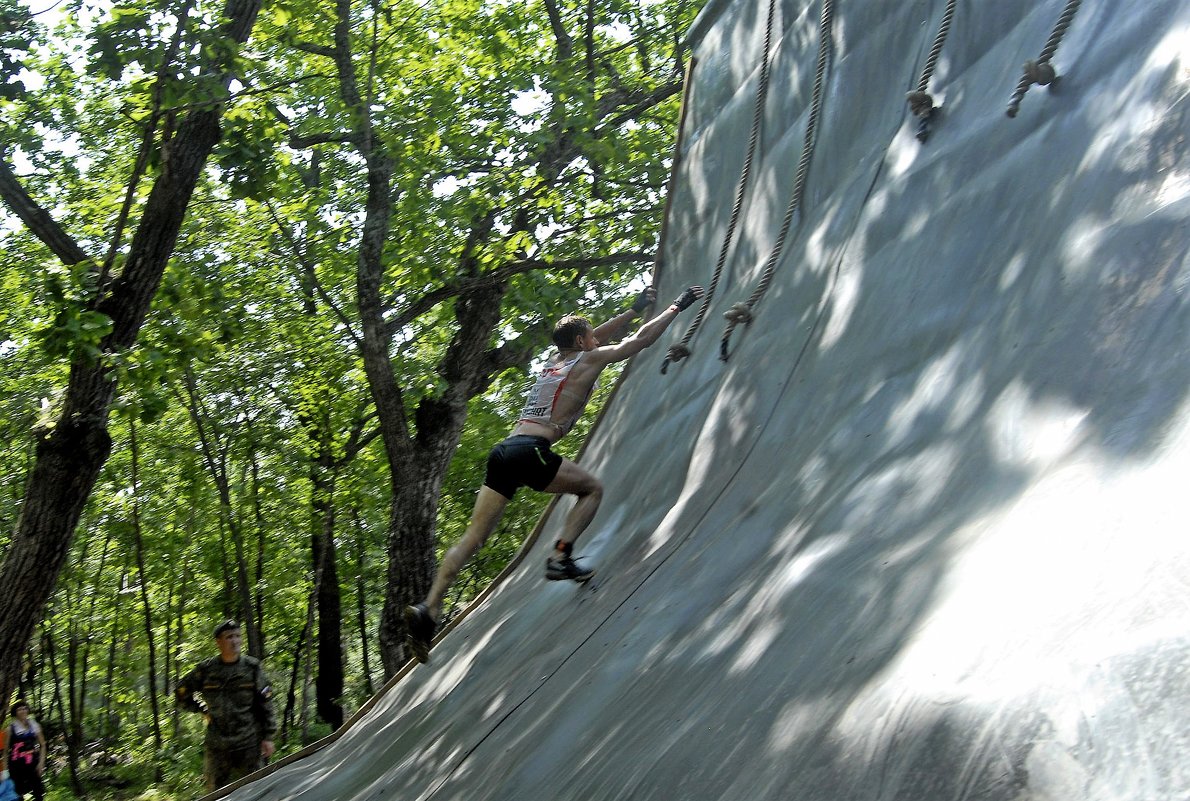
left=591, top=287, right=656, bottom=343
left=587, top=286, right=703, bottom=366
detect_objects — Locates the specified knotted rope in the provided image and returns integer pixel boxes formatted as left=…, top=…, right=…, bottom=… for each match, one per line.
left=660, top=0, right=777, bottom=374
left=719, top=0, right=835, bottom=363
left=906, top=0, right=958, bottom=143
left=1006, top=0, right=1082, bottom=118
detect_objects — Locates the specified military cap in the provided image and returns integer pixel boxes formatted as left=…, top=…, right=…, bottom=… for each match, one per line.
left=213, top=619, right=241, bottom=638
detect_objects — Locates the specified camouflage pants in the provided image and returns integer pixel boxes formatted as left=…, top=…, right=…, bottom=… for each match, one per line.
left=204, top=743, right=263, bottom=792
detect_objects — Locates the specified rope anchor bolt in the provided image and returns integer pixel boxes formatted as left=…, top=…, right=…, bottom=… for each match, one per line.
left=906, top=90, right=936, bottom=118
left=723, top=303, right=754, bottom=325
left=1006, top=0, right=1081, bottom=117
left=1023, top=59, right=1057, bottom=86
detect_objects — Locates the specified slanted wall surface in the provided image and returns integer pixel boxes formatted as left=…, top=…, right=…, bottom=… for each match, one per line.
left=229, top=1, right=1190, bottom=799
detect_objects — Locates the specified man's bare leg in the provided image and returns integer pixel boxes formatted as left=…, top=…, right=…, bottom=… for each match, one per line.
left=423, top=486, right=510, bottom=622
left=405, top=486, right=510, bottom=663
left=407, top=460, right=600, bottom=660
left=543, top=459, right=602, bottom=553
left=542, top=459, right=601, bottom=580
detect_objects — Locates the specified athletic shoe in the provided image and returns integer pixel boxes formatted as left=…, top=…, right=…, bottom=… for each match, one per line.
left=404, top=603, right=435, bottom=664
left=545, top=555, right=595, bottom=583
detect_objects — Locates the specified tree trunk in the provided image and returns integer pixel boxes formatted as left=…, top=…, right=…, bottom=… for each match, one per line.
left=169, top=561, right=190, bottom=739
left=352, top=139, right=408, bottom=678
left=45, top=625, right=85, bottom=796
left=281, top=619, right=308, bottom=742
left=129, top=420, right=164, bottom=755
left=103, top=609, right=118, bottom=739
left=81, top=527, right=115, bottom=738
left=0, top=0, right=265, bottom=706
left=376, top=465, right=441, bottom=676
left=101, top=560, right=128, bottom=741
left=311, top=469, right=344, bottom=729
left=352, top=510, right=375, bottom=697
left=250, top=435, right=268, bottom=650
left=182, top=374, right=265, bottom=657
left=374, top=283, right=508, bottom=675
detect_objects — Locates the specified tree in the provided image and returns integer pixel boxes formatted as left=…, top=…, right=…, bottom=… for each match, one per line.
left=0, top=0, right=694, bottom=787
left=0, top=0, right=265, bottom=707
left=250, top=0, right=692, bottom=674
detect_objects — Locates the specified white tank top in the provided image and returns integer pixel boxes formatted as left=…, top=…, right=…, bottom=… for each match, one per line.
left=517, top=353, right=596, bottom=436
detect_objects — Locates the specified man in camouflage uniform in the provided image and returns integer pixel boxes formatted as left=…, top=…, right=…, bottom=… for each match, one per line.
left=176, top=620, right=277, bottom=792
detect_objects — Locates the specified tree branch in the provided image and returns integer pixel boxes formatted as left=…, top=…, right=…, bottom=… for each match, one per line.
left=263, top=200, right=364, bottom=350
left=334, top=405, right=380, bottom=467
left=101, top=0, right=194, bottom=283
left=382, top=251, right=652, bottom=337
left=494, top=251, right=653, bottom=279
left=382, top=285, right=456, bottom=338
left=584, top=0, right=596, bottom=84
left=289, top=131, right=362, bottom=149
left=292, top=41, right=337, bottom=59
left=0, top=156, right=90, bottom=265
left=485, top=337, right=538, bottom=378
left=543, top=0, right=573, bottom=61
left=596, top=78, right=683, bottom=131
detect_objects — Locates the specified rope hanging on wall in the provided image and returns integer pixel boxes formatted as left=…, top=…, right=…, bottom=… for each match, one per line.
left=906, top=0, right=958, bottom=143
left=660, top=0, right=778, bottom=374
left=1006, top=0, right=1082, bottom=117
left=718, top=0, right=835, bottom=363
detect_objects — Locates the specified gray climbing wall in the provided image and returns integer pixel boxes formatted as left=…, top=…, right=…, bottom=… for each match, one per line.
left=227, top=0, right=1190, bottom=798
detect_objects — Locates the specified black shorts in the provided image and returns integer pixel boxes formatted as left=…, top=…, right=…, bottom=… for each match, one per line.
left=484, top=435, right=563, bottom=500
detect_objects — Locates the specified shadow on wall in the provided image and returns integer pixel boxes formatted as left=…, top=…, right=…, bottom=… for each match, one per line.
left=477, top=8, right=1190, bottom=798
left=258, top=6, right=1190, bottom=799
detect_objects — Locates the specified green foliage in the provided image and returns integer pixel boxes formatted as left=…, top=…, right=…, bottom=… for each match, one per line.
left=88, top=4, right=154, bottom=81
left=215, top=102, right=290, bottom=200
left=33, top=260, right=113, bottom=364
left=1, top=0, right=697, bottom=794
left=0, top=0, right=37, bottom=99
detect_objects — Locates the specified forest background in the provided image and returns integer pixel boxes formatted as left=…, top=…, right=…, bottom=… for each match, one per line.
left=0, top=0, right=696, bottom=795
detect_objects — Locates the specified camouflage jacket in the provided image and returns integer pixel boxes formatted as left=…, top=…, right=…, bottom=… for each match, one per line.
left=176, top=655, right=277, bottom=750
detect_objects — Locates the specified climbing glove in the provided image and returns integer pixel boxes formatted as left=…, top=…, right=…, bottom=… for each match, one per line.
left=672, top=286, right=704, bottom=312
left=631, top=286, right=655, bottom=314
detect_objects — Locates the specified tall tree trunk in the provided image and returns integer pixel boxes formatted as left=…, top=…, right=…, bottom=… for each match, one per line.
left=377, top=466, right=441, bottom=675
left=182, top=373, right=264, bottom=657
left=0, top=0, right=265, bottom=706
left=352, top=510, right=375, bottom=698
left=373, top=283, right=508, bottom=675
left=129, top=420, right=164, bottom=755
left=80, top=527, right=115, bottom=738
left=164, top=565, right=175, bottom=732
left=300, top=613, right=313, bottom=742
left=45, top=625, right=85, bottom=796
left=169, top=561, right=190, bottom=739
left=103, top=610, right=118, bottom=734
left=352, top=140, right=409, bottom=677
left=249, top=432, right=268, bottom=649
left=311, top=469, right=344, bottom=729
left=282, top=621, right=308, bottom=742
left=101, top=560, right=128, bottom=740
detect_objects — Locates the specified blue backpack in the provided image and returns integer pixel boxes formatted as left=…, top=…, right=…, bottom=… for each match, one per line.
left=0, top=776, right=19, bottom=801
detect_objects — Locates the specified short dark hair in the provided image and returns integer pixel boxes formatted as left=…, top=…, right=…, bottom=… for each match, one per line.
left=552, top=315, right=591, bottom=349
left=213, top=619, right=241, bottom=639
left=10, top=699, right=29, bottom=716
